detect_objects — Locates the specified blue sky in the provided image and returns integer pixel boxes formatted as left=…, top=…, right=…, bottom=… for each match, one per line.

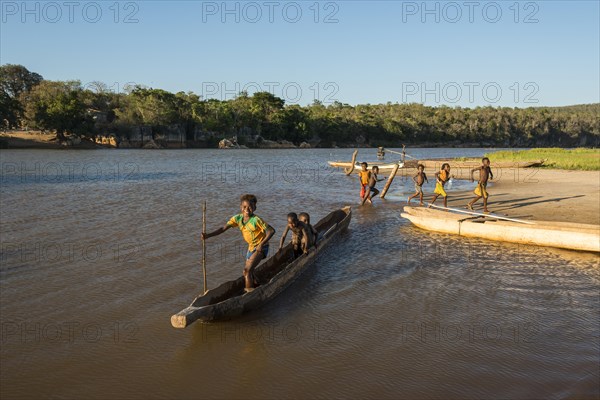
left=1, top=0, right=599, bottom=107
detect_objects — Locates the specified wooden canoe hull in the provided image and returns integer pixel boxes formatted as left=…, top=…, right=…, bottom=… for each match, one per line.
left=401, top=206, right=600, bottom=253
left=328, top=159, right=543, bottom=173
left=327, top=161, right=405, bottom=173
left=171, top=207, right=352, bottom=327
left=416, top=159, right=545, bottom=169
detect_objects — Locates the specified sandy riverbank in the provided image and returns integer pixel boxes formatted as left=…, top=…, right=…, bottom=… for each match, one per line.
left=0, top=131, right=100, bottom=149
left=0, top=131, right=61, bottom=148
left=432, top=168, right=600, bottom=225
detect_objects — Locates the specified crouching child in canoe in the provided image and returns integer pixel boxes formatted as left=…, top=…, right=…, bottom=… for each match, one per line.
left=279, top=212, right=311, bottom=259
left=202, top=194, right=275, bottom=293
left=299, top=212, right=318, bottom=248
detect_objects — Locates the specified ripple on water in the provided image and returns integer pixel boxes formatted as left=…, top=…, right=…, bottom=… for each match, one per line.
left=1, top=149, right=598, bottom=399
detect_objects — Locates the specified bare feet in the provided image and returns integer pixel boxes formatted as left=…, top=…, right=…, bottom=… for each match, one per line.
left=483, top=209, right=490, bottom=213
left=466, top=204, right=474, bottom=210
left=244, top=287, right=255, bottom=293
left=419, top=202, right=424, bottom=206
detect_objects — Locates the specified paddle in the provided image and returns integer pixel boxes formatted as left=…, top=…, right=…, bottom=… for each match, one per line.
left=385, top=148, right=418, bottom=160
left=202, top=200, right=208, bottom=294
left=425, top=203, right=535, bottom=225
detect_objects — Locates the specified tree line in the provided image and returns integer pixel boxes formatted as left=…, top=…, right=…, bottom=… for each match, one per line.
left=1, top=64, right=598, bottom=147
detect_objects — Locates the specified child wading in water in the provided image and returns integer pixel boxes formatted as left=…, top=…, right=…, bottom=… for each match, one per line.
left=358, top=162, right=371, bottom=201
left=279, top=212, right=311, bottom=259
left=428, top=163, right=451, bottom=208
left=408, top=164, right=428, bottom=205
left=467, top=157, right=494, bottom=212
left=202, top=194, right=275, bottom=293
left=361, top=165, right=385, bottom=205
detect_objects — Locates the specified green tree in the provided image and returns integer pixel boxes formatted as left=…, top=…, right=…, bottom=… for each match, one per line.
left=21, top=80, right=93, bottom=141
left=0, top=64, right=43, bottom=127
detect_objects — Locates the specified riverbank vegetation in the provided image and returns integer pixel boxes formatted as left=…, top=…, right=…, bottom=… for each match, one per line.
left=2, top=64, right=599, bottom=148
left=486, top=148, right=600, bottom=170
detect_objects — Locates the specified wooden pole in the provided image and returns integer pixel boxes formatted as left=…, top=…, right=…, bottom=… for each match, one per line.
left=426, top=203, right=536, bottom=225
left=202, top=200, right=208, bottom=294
left=344, top=149, right=359, bottom=175
left=380, top=163, right=400, bottom=199
left=385, top=148, right=418, bottom=161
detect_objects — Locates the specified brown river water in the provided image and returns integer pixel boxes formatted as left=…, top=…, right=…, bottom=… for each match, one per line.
left=1, top=149, right=598, bottom=399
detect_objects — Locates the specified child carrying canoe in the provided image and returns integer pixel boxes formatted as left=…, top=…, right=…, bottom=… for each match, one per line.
left=428, top=163, right=452, bottom=209
left=408, top=164, right=428, bottom=206
left=202, top=194, right=275, bottom=293
left=467, top=157, right=494, bottom=213
left=279, top=212, right=311, bottom=258
left=361, top=165, right=386, bottom=205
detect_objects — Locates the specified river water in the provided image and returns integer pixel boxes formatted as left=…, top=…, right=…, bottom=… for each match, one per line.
left=1, top=149, right=598, bottom=399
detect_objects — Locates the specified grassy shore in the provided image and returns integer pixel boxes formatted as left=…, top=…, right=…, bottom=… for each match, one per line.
left=485, top=148, right=600, bottom=171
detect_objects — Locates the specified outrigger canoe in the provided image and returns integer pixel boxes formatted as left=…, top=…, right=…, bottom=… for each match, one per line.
left=327, top=159, right=543, bottom=173
left=171, top=206, right=352, bottom=328
left=417, top=159, right=545, bottom=169
left=327, top=160, right=407, bottom=173
left=401, top=206, right=600, bottom=253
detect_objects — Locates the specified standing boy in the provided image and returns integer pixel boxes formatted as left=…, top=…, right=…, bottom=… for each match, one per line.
left=202, top=194, right=275, bottom=293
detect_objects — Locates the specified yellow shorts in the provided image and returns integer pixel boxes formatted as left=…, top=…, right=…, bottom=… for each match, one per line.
left=474, top=182, right=488, bottom=199
left=434, top=182, right=447, bottom=197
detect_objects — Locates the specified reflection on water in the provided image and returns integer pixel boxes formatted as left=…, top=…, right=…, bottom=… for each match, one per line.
left=1, top=149, right=598, bottom=399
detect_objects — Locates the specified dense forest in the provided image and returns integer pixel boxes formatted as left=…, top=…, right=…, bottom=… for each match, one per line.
left=1, top=64, right=598, bottom=148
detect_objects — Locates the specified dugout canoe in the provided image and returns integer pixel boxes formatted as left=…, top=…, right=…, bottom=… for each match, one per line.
left=401, top=206, right=600, bottom=253
left=171, top=206, right=352, bottom=328
left=327, top=160, right=408, bottom=173
left=327, top=159, right=543, bottom=173
left=417, top=159, right=545, bottom=169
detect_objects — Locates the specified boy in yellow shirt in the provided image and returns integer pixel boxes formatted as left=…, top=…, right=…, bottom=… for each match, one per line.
left=428, top=163, right=451, bottom=209
left=358, top=162, right=371, bottom=201
left=202, top=194, right=275, bottom=292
